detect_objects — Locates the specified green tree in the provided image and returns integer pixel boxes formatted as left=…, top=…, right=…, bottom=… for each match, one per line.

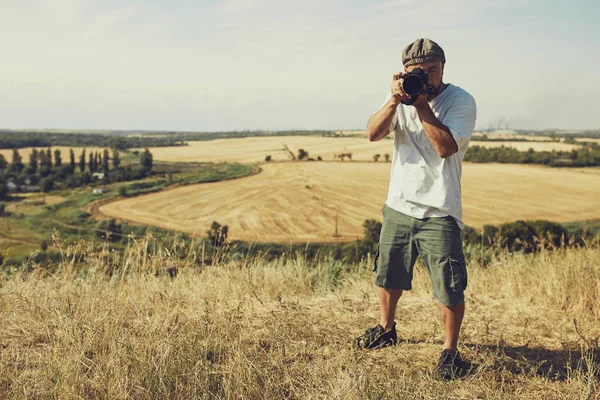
left=0, top=154, right=7, bottom=171
left=39, top=149, right=51, bottom=176
left=362, top=219, right=382, bottom=251
left=103, top=149, right=110, bottom=172
left=8, top=149, right=24, bottom=174
left=46, top=148, right=52, bottom=168
left=498, top=220, right=536, bottom=252
left=79, top=149, right=86, bottom=172
left=81, top=171, right=91, bottom=185
left=11, top=149, right=22, bottom=166
left=41, top=178, right=53, bottom=193
left=140, top=148, right=153, bottom=172
left=70, top=149, right=76, bottom=172
left=527, top=220, right=567, bottom=249
left=88, top=151, right=95, bottom=172
left=112, top=149, right=121, bottom=168
left=54, top=149, right=62, bottom=168
left=298, top=148, right=309, bottom=160
left=29, top=149, right=39, bottom=173
left=0, top=184, right=7, bottom=201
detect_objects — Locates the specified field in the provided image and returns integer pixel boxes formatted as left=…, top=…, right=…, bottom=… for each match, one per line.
left=4, top=193, right=66, bottom=215
left=2, top=136, right=600, bottom=399
left=97, top=162, right=600, bottom=243
left=1, top=237, right=598, bottom=399
left=468, top=141, right=579, bottom=152
left=137, top=135, right=581, bottom=165
left=0, top=146, right=107, bottom=162
left=0, top=135, right=582, bottom=166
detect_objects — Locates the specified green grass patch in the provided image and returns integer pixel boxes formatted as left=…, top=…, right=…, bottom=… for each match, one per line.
left=1, top=162, right=255, bottom=268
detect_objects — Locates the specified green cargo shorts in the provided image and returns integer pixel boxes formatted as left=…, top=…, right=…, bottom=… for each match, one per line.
left=373, top=204, right=467, bottom=307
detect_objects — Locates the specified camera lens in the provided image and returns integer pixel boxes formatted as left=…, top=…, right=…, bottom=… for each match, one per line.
left=402, top=75, right=423, bottom=96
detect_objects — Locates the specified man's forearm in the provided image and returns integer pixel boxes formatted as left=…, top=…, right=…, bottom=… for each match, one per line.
left=415, top=103, right=458, bottom=158
left=367, top=100, right=397, bottom=142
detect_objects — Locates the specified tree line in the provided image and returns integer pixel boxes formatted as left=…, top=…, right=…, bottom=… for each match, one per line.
left=464, top=143, right=600, bottom=167
left=215, top=217, right=598, bottom=269
left=0, top=130, right=338, bottom=151
left=0, top=147, right=154, bottom=199
left=0, top=131, right=186, bottom=150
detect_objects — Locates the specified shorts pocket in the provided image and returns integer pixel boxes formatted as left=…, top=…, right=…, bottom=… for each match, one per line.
left=447, top=255, right=467, bottom=292
left=439, top=216, right=458, bottom=230
left=373, top=243, right=380, bottom=273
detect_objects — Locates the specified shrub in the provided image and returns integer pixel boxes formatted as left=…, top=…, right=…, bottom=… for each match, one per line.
left=41, top=178, right=53, bottom=193
left=207, top=221, right=228, bottom=247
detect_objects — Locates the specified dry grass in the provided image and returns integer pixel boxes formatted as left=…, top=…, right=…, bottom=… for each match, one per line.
left=0, top=237, right=599, bottom=399
left=97, top=162, right=600, bottom=243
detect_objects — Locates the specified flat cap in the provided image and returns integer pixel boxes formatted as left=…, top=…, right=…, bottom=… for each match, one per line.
left=402, top=38, right=446, bottom=67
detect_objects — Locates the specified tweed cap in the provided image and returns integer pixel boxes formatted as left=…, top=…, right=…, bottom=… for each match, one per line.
left=402, top=38, right=446, bottom=67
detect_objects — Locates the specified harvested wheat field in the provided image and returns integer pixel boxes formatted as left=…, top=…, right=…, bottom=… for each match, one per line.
left=142, top=136, right=395, bottom=163
left=468, top=141, right=579, bottom=152
left=0, top=146, right=107, bottom=162
left=141, top=135, right=582, bottom=165
left=98, top=162, right=600, bottom=242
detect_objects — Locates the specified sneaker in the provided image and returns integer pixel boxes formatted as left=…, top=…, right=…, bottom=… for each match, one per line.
left=435, top=349, right=471, bottom=380
left=354, top=322, right=398, bottom=350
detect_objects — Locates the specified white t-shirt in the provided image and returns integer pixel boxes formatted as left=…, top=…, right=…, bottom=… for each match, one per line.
left=375, top=83, right=477, bottom=228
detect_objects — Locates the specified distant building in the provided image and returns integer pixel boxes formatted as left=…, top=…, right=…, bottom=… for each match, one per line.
left=7, top=182, right=18, bottom=193
left=92, top=188, right=106, bottom=195
left=92, top=172, right=105, bottom=180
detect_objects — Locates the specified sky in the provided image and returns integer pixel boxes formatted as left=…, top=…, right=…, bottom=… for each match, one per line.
left=0, top=0, right=599, bottom=132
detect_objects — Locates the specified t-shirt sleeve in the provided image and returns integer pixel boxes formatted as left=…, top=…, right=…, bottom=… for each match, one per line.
left=372, top=92, right=399, bottom=132
left=442, top=93, right=477, bottom=149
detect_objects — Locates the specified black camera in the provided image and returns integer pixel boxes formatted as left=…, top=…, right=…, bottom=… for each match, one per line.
left=397, top=68, right=435, bottom=105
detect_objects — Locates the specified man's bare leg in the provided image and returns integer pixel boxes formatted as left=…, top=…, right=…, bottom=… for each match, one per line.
left=380, top=288, right=403, bottom=330
left=439, top=301, right=465, bottom=351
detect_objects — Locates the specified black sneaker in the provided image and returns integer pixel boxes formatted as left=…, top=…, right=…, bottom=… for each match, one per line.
left=354, top=322, right=398, bottom=350
left=435, top=350, right=471, bottom=380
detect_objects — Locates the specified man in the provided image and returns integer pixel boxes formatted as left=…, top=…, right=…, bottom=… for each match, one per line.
left=354, top=38, right=476, bottom=380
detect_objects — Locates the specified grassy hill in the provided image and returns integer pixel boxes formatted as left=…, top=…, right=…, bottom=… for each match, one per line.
left=0, top=236, right=598, bottom=399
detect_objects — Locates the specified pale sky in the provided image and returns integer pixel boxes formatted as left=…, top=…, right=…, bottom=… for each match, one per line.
left=1, top=0, right=599, bottom=132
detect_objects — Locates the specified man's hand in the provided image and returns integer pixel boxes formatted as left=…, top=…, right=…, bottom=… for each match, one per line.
left=412, top=92, right=429, bottom=108
left=390, top=72, right=410, bottom=105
